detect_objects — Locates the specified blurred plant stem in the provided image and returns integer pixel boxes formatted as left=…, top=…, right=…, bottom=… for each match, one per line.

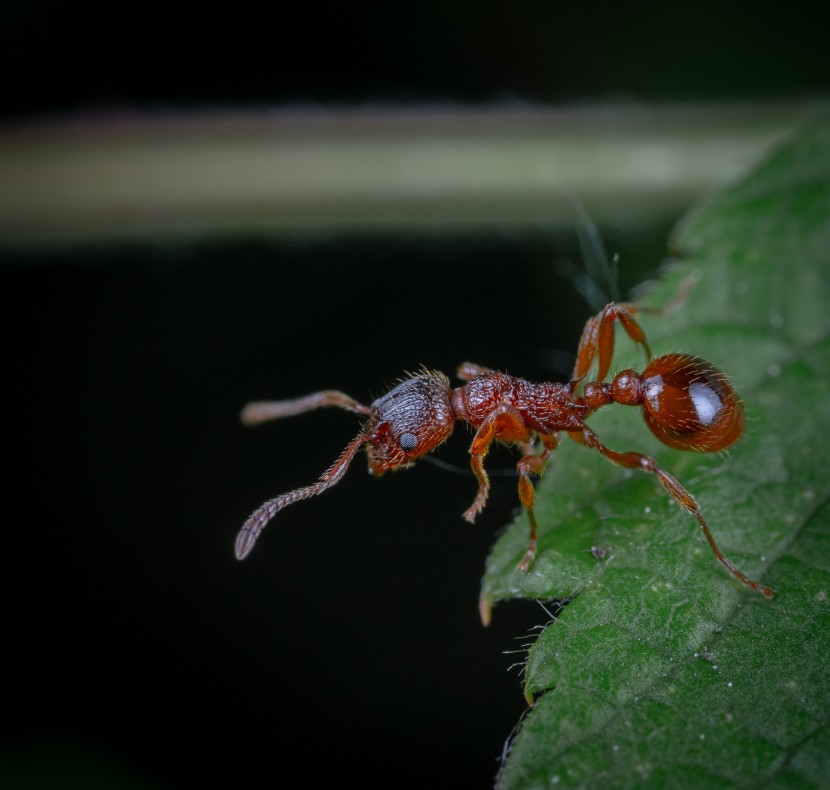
left=1, top=101, right=827, bottom=247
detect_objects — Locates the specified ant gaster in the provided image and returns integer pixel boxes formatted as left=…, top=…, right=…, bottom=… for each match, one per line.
left=235, top=293, right=773, bottom=611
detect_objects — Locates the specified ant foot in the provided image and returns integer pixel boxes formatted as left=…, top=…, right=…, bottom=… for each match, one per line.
left=516, top=542, right=537, bottom=572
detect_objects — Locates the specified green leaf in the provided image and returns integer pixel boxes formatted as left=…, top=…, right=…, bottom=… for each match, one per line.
left=484, top=120, right=830, bottom=788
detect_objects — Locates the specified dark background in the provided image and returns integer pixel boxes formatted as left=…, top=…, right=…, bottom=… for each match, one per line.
left=4, top=1, right=830, bottom=117
left=3, top=2, right=828, bottom=788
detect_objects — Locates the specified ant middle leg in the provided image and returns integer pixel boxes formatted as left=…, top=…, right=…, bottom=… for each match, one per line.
left=515, top=433, right=560, bottom=572
left=569, top=426, right=773, bottom=599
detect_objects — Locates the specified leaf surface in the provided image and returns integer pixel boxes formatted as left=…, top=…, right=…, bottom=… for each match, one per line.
left=484, top=120, right=830, bottom=788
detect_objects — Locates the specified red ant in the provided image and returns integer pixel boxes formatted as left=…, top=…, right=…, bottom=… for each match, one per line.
left=235, top=291, right=773, bottom=606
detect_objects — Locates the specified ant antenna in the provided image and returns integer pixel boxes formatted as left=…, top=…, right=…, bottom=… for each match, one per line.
left=234, top=431, right=368, bottom=560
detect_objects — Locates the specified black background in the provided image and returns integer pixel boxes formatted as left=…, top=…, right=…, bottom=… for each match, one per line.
left=3, top=2, right=828, bottom=788
left=4, top=2, right=830, bottom=117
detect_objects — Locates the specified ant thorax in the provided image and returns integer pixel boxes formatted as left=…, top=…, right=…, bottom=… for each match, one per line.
left=452, top=371, right=587, bottom=435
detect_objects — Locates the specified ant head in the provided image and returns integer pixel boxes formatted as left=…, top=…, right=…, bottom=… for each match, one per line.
left=639, top=354, right=744, bottom=452
left=365, top=371, right=455, bottom=475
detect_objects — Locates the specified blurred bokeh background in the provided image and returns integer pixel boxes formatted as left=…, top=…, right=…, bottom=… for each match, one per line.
left=3, top=2, right=829, bottom=787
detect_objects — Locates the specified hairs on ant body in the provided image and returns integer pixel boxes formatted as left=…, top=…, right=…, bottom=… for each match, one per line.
left=235, top=292, right=773, bottom=613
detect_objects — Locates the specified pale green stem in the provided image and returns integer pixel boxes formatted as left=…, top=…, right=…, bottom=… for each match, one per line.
left=1, top=100, right=828, bottom=246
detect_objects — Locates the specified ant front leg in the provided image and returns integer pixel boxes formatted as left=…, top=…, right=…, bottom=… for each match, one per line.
left=570, top=425, right=773, bottom=599
left=463, top=403, right=530, bottom=523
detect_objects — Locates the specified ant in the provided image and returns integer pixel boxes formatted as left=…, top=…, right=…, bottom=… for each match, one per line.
left=235, top=289, right=773, bottom=606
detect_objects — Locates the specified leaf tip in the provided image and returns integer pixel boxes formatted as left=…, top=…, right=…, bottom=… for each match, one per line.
left=479, top=595, right=492, bottom=627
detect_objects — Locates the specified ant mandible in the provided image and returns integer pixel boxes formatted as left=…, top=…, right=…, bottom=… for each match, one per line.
left=235, top=289, right=773, bottom=604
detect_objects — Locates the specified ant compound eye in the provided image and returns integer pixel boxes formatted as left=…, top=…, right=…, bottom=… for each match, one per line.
left=398, top=432, right=418, bottom=452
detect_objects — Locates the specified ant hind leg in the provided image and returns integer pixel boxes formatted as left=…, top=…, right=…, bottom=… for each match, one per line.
left=569, top=426, right=773, bottom=599
left=572, top=304, right=652, bottom=382
left=570, top=278, right=696, bottom=383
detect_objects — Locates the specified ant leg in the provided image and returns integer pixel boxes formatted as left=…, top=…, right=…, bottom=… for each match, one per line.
left=456, top=362, right=492, bottom=381
left=635, top=276, right=695, bottom=318
left=463, top=404, right=531, bottom=523
left=572, top=304, right=652, bottom=382
left=515, top=433, right=560, bottom=572
left=241, top=391, right=371, bottom=426
left=571, top=277, right=696, bottom=382
left=569, top=426, right=773, bottom=599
